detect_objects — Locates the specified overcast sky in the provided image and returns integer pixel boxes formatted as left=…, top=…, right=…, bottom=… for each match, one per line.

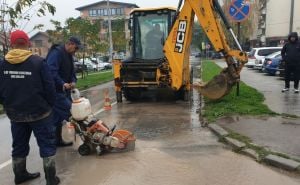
left=15, top=0, right=180, bottom=35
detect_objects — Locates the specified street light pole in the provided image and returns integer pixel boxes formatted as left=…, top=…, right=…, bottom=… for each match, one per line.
left=289, top=0, right=294, bottom=33
left=106, top=0, right=113, bottom=64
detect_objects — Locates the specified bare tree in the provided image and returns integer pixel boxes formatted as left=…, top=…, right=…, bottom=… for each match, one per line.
left=0, top=0, right=55, bottom=55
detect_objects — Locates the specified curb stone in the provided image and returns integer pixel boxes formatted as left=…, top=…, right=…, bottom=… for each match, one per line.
left=224, top=137, right=246, bottom=149
left=241, top=148, right=260, bottom=161
left=208, top=124, right=229, bottom=137
left=263, top=154, right=300, bottom=171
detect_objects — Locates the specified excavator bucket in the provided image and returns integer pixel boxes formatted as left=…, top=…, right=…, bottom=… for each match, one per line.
left=193, top=68, right=237, bottom=100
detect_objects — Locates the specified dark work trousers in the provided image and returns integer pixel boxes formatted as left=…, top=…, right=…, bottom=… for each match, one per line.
left=285, top=65, right=300, bottom=89
left=53, top=92, right=72, bottom=127
left=11, top=113, right=56, bottom=158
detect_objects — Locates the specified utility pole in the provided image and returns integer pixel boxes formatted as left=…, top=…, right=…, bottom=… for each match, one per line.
left=289, top=0, right=294, bottom=33
left=106, top=0, right=113, bottom=64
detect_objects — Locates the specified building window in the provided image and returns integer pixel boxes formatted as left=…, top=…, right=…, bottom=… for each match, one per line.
left=111, top=8, right=116, bottom=15
left=94, top=8, right=124, bottom=17
left=103, top=9, right=108, bottom=16
left=89, top=10, right=93, bottom=16
left=89, top=9, right=98, bottom=16
left=35, top=40, right=43, bottom=47
left=116, top=8, right=124, bottom=15
left=88, top=7, right=125, bottom=17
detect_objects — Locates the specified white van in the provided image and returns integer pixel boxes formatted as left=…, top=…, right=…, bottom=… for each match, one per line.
left=246, top=47, right=282, bottom=68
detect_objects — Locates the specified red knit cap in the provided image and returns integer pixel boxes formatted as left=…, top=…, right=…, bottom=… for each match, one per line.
left=10, top=30, right=30, bottom=46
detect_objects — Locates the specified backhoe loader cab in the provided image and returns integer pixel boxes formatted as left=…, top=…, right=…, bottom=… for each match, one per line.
left=114, top=7, right=178, bottom=102
left=130, top=8, right=176, bottom=60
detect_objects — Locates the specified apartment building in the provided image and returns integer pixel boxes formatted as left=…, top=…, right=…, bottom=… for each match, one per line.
left=75, top=1, right=138, bottom=52
left=254, top=0, right=300, bottom=47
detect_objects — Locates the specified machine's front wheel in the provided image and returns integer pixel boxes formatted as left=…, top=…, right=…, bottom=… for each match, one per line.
left=124, top=88, right=141, bottom=101
left=78, top=144, right=91, bottom=156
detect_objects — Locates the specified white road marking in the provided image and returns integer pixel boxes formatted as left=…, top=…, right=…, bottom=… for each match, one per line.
left=94, top=101, right=117, bottom=115
left=0, top=159, right=11, bottom=170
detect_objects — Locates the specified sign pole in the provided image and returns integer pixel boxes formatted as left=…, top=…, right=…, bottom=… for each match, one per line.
left=236, top=22, right=241, bottom=96
left=228, top=0, right=251, bottom=97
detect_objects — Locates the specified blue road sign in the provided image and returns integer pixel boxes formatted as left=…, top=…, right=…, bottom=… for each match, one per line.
left=228, top=0, right=251, bottom=22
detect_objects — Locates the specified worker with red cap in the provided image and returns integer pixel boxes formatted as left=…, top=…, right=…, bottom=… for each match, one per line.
left=0, top=30, right=60, bottom=185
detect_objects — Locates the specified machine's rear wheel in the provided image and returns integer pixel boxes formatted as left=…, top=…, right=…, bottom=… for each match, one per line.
left=190, top=67, right=194, bottom=84
left=116, top=91, right=122, bottom=103
left=78, top=144, right=91, bottom=156
left=183, top=90, right=190, bottom=101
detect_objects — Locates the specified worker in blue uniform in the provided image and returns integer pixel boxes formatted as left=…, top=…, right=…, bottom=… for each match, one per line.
left=46, top=37, right=81, bottom=147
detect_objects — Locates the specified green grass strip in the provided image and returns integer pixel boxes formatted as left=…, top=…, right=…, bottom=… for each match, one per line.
left=201, top=61, right=277, bottom=122
left=76, top=70, right=114, bottom=90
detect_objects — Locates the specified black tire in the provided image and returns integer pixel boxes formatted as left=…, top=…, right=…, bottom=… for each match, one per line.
left=182, top=68, right=194, bottom=101
left=175, top=88, right=185, bottom=101
left=183, top=90, right=189, bottom=101
left=123, top=88, right=141, bottom=101
left=116, top=91, right=122, bottom=103
left=190, top=67, right=194, bottom=84
left=78, top=144, right=91, bottom=156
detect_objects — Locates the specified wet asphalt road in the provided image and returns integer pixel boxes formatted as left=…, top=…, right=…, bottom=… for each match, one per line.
left=1, top=58, right=300, bottom=184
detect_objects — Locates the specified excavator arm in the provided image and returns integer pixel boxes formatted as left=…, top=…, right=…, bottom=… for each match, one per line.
left=163, top=0, right=248, bottom=100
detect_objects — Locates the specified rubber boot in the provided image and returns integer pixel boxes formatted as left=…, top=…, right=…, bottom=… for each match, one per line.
left=56, top=124, right=73, bottom=147
left=12, top=157, right=40, bottom=184
left=43, top=156, right=60, bottom=185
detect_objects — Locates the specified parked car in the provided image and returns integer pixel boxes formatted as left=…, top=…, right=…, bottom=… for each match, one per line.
left=195, top=52, right=201, bottom=58
left=263, top=55, right=282, bottom=75
left=85, top=63, right=94, bottom=71
left=91, top=57, right=112, bottom=70
left=79, top=58, right=98, bottom=71
left=246, top=47, right=282, bottom=68
left=98, top=61, right=112, bottom=70
left=260, top=51, right=281, bottom=72
left=74, top=61, right=86, bottom=73
left=256, top=51, right=281, bottom=71
left=211, top=52, right=224, bottom=59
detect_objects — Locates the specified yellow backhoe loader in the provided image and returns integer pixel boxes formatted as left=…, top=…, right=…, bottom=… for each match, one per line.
left=113, top=0, right=248, bottom=102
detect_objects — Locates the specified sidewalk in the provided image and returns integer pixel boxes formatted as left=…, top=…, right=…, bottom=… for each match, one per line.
left=212, top=60, right=300, bottom=169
